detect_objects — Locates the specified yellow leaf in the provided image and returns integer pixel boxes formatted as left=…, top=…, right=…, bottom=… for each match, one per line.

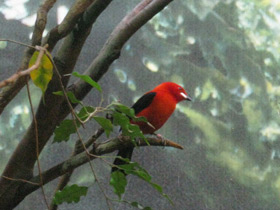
left=29, top=51, right=53, bottom=93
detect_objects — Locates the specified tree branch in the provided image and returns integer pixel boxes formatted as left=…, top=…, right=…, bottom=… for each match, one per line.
left=70, top=0, right=174, bottom=101
left=20, top=136, right=183, bottom=196
left=0, top=0, right=173, bottom=209
left=43, top=0, right=95, bottom=51
left=50, top=127, right=104, bottom=210
left=0, top=0, right=96, bottom=114
left=0, top=0, right=56, bottom=115
left=0, top=1, right=112, bottom=209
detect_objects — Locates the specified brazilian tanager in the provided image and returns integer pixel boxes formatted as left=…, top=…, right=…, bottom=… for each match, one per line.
left=112, top=82, right=192, bottom=173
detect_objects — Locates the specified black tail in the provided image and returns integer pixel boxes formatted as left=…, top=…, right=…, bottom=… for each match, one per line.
left=112, top=146, right=134, bottom=174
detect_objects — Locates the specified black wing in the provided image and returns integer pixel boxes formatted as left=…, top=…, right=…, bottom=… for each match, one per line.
left=112, top=92, right=156, bottom=175
left=132, top=92, right=156, bottom=115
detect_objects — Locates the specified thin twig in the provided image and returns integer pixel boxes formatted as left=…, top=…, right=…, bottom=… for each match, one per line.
left=0, top=39, right=37, bottom=49
left=89, top=163, right=113, bottom=209
left=50, top=128, right=104, bottom=210
left=0, top=0, right=56, bottom=114
left=26, top=80, right=50, bottom=209
left=1, top=176, right=40, bottom=186
left=49, top=52, right=112, bottom=208
left=0, top=45, right=48, bottom=88
left=0, top=0, right=174, bottom=208
left=81, top=107, right=105, bottom=124
left=67, top=95, right=113, bottom=209
left=46, top=54, right=85, bottom=126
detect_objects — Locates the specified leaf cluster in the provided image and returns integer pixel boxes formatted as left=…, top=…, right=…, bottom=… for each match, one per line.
left=49, top=74, right=169, bottom=209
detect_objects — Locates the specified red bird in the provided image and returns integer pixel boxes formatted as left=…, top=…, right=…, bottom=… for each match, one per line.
left=112, top=82, right=192, bottom=173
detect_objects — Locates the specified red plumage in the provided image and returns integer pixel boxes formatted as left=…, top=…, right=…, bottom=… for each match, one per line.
left=132, top=82, right=191, bottom=134
left=112, top=82, right=191, bottom=173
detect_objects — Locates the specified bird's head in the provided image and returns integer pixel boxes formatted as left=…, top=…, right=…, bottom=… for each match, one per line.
left=154, top=82, right=192, bottom=103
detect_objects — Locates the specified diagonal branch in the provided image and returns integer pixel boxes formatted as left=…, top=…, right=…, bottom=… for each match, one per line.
left=0, top=0, right=173, bottom=209
left=0, top=1, right=112, bottom=209
left=70, top=0, right=174, bottom=101
left=43, top=0, right=95, bottom=51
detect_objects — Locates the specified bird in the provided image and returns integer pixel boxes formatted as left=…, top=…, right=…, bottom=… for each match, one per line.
left=112, top=82, right=192, bottom=173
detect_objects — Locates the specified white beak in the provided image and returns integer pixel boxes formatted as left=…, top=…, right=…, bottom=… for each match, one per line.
left=180, top=92, right=187, bottom=99
left=180, top=92, right=192, bottom=101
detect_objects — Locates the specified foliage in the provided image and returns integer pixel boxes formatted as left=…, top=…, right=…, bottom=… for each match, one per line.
left=72, top=72, right=102, bottom=92
left=52, top=79, right=164, bottom=208
left=112, top=0, right=280, bottom=209
left=93, top=116, right=113, bottom=137
left=52, top=184, right=88, bottom=205
left=111, top=103, right=148, bottom=145
left=53, top=91, right=82, bottom=104
left=110, top=171, right=127, bottom=199
left=111, top=161, right=172, bottom=203
left=1, top=0, right=280, bottom=209
left=53, top=106, right=95, bottom=142
left=28, top=51, right=53, bottom=94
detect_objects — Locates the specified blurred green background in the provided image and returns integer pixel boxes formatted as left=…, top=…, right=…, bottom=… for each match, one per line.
left=1, top=0, right=280, bottom=209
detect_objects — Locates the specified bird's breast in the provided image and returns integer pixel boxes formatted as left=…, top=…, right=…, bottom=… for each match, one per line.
left=134, top=92, right=176, bottom=134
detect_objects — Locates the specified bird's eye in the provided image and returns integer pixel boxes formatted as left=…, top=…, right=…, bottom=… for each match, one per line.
left=178, top=87, right=183, bottom=90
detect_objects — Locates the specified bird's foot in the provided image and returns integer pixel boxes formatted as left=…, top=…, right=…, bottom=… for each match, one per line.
left=118, top=134, right=124, bottom=143
left=153, top=133, right=167, bottom=146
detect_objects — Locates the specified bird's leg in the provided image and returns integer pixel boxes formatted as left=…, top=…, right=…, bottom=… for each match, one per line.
left=117, top=134, right=125, bottom=143
left=152, top=133, right=167, bottom=146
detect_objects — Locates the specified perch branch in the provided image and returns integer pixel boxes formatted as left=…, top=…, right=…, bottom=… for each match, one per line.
left=20, top=136, right=183, bottom=196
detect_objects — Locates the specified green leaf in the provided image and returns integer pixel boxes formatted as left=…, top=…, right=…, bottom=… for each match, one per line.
left=112, top=111, right=130, bottom=128
left=112, top=111, right=147, bottom=145
left=118, top=162, right=173, bottom=204
left=53, top=106, right=95, bottom=143
left=133, top=168, right=152, bottom=182
left=77, top=106, right=95, bottom=121
left=29, top=51, right=53, bottom=94
left=133, top=116, right=148, bottom=123
left=53, top=91, right=63, bottom=96
left=72, top=72, right=102, bottom=92
left=130, top=201, right=152, bottom=210
left=113, top=103, right=148, bottom=123
left=53, top=120, right=78, bottom=143
left=114, top=156, right=131, bottom=164
left=110, top=171, right=127, bottom=199
left=126, top=124, right=146, bottom=141
left=53, top=91, right=81, bottom=104
left=52, top=184, right=88, bottom=205
left=111, top=103, right=149, bottom=145
left=119, top=162, right=151, bottom=181
left=131, top=202, right=139, bottom=207
left=93, top=117, right=113, bottom=137
left=114, top=103, right=135, bottom=118
left=150, top=183, right=163, bottom=193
